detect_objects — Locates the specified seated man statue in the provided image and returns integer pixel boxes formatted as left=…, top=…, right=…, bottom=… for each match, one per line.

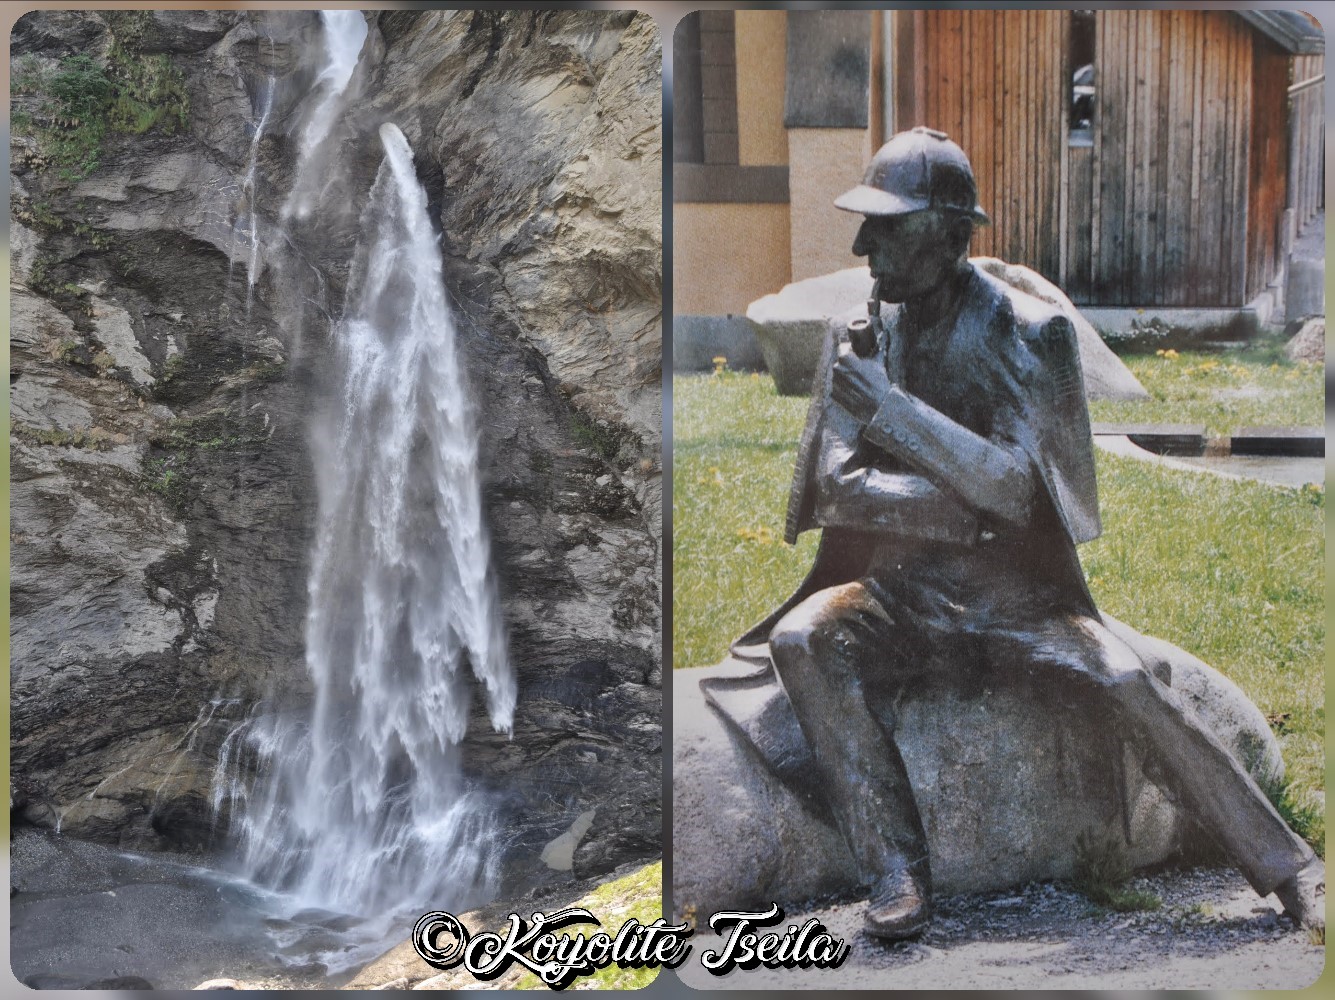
left=705, top=127, right=1324, bottom=941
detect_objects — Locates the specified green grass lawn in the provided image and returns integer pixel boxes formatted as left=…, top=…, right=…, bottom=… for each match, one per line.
left=672, top=370, right=1324, bottom=848
left=1088, top=344, right=1324, bottom=437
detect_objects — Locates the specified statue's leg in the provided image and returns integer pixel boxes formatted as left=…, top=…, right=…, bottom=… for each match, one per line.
left=994, top=612, right=1322, bottom=923
left=768, top=581, right=932, bottom=939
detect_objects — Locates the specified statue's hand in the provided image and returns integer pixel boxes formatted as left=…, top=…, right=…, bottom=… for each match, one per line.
left=832, top=344, right=891, bottom=425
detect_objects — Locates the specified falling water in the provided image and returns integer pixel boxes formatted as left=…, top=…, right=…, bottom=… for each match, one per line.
left=242, top=75, right=273, bottom=319
left=225, top=62, right=273, bottom=312
left=283, top=11, right=368, bottom=221
left=221, top=122, right=516, bottom=920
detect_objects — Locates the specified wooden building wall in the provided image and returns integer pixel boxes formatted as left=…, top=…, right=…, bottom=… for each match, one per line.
left=1082, top=11, right=1255, bottom=307
left=895, top=10, right=1302, bottom=308
left=893, top=10, right=1067, bottom=283
left=1248, top=36, right=1292, bottom=302
left=1290, top=54, right=1324, bottom=229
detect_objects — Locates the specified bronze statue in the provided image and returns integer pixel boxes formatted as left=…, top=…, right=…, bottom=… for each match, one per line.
left=702, top=127, right=1324, bottom=940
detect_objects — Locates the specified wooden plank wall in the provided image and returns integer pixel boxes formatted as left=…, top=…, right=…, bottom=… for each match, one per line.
left=1085, top=11, right=1255, bottom=306
left=895, top=10, right=1299, bottom=307
left=892, top=10, right=1067, bottom=283
left=1290, top=53, right=1324, bottom=228
left=1248, top=38, right=1292, bottom=301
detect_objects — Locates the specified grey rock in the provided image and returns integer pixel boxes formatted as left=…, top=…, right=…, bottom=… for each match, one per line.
left=746, top=268, right=872, bottom=394
left=1284, top=317, right=1324, bottom=363
left=84, top=976, right=155, bottom=990
left=674, top=314, right=768, bottom=373
left=87, top=295, right=154, bottom=385
left=972, top=258, right=1150, bottom=401
left=673, top=622, right=1282, bottom=918
left=1285, top=257, right=1325, bottom=323
left=745, top=262, right=1149, bottom=400
left=142, top=11, right=240, bottom=53
left=11, top=10, right=110, bottom=55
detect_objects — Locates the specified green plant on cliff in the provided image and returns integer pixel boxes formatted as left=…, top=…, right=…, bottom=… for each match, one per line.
left=106, top=41, right=189, bottom=136
left=10, top=417, right=124, bottom=451
left=39, top=54, right=113, bottom=179
left=11, top=198, right=66, bottom=232
left=158, top=353, right=187, bottom=385
left=152, top=409, right=269, bottom=452
left=141, top=456, right=190, bottom=511
left=571, top=407, right=639, bottom=464
left=14, top=25, right=190, bottom=181
left=12, top=53, right=45, bottom=95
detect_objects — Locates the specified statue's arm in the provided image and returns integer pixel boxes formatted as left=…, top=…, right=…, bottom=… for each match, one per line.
left=860, top=383, right=1037, bottom=530
left=813, top=395, right=980, bottom=542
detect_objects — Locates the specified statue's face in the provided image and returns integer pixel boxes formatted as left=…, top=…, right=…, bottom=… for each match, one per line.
left=851, top=211, right=959, bottom=303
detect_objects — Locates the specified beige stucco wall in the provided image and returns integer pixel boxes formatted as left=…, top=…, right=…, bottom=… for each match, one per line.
left=674, top=201, right=792, bottom=316
left=787, top=127, right=872, bottom=281
left=734, top=11, right=788, bottom=167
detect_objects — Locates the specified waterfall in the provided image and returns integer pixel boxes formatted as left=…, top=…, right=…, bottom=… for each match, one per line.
left=282, top=11, right=368, bottom=221
left=242, top=75, right=273, bottom=320
left=220, top=122, right=516, bottom=920
left=224, top=57, right=273, bottom=317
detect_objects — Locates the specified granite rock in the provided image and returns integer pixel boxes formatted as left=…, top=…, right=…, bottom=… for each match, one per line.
left=673, top=620, right=1282, bottom=917
left=745, top=262, right=1149, bottom=400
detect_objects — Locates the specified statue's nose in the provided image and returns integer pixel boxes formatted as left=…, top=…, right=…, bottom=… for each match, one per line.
left=852, top=220, right=871, bottom=256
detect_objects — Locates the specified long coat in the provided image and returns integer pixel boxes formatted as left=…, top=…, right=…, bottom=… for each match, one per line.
left=704, top=263, right=1108, bottom=791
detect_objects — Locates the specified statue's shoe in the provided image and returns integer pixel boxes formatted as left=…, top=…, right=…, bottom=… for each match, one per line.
left=863, top=869, right=933, bottom=941
left=1274, top=857, right=1325, bottom=930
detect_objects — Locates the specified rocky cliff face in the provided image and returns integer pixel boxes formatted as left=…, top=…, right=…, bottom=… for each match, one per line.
left=10, top=10, right=661, bottom=891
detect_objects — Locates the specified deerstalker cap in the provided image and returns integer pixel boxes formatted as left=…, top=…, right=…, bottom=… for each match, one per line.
left=835, top=126, right=991, bottom=225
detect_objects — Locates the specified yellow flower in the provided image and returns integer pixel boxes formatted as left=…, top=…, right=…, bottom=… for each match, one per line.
left=735, top=525, right=776, bottom=545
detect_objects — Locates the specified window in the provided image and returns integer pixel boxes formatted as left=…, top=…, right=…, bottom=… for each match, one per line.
left=1069, top=11, right=1096, bottom=145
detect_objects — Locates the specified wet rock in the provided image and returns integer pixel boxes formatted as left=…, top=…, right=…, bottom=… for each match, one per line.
left=84, top=976, right=155, bottom=990
left=10, top=10, right=109, bottom=54
left=142, top=11, right=239, bottom=52
left=23, top=973, right=91, bottom=990
left=193, top=979, right=241, bottom=990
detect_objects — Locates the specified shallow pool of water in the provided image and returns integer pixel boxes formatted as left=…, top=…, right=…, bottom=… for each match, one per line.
left=10, top=828, right=411, bottom=990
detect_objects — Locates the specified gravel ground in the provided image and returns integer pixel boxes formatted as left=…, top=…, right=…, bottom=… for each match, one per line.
left=1291, top=210, right=1324, bottom=263
left=675, top=866, right=1325, bottom=991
